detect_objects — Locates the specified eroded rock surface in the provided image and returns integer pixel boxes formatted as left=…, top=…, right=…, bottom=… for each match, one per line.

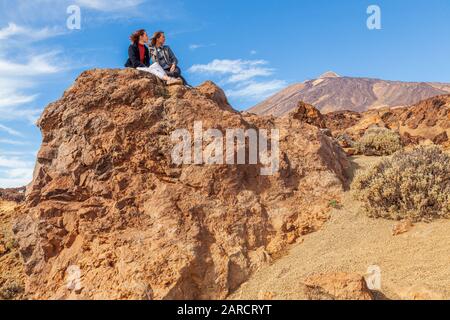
left=14, top=69, right=349, bottom=300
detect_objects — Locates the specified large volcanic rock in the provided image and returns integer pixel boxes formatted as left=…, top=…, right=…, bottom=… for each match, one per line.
left=14, top=69, right=349, bottom=300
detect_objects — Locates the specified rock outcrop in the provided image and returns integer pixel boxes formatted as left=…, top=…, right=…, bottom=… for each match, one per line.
left=324, top=95, right=450, bottom=150
left=324, top=110, right=362, bottom=136
left=14, top=69, right=349, bottom=300
left=285, top=102, right=327, bottom=129
left=0, top=188, right=26, bottom=203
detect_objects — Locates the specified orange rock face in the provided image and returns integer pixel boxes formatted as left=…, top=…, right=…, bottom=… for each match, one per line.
left=286, top=101, right=327, bottom=129
left=303, top=273, right=374, bottom=300
left=14, top=69, right=349, bottom=300
left=327, top=95, right=450, bottom=147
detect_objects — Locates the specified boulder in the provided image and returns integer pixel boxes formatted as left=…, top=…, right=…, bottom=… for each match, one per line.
left=14, top=69, right=350, bottom=300
left=286, top=101, right=327, bottom=129
left=303, top=272, right=374, bottom=300
left=392, top=219, right=414, bottom=236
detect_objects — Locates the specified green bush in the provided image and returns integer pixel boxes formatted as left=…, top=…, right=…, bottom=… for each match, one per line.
left=355, top=126, right=402, bottom=156
left=352, top=146, right=450, bottom=222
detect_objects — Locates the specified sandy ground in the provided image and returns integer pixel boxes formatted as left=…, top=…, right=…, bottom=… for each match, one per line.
left=231, top=156, right=450, bottom=300
left=0, top=201, right=27, bottom=300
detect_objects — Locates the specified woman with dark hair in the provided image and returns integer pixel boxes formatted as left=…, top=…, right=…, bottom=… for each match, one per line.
left=125, top=29, right=182, bottom=85
left=149, top=31, right=188, bottom=85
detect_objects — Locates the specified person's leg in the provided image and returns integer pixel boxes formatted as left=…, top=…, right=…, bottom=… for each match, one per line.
left=166, top=67, right=189, bottom=86
left=137, top=66, right=167, bottom=81
left=165, top=67, right=179, bottom=78
left=138, top=64, right=182, bottom=84
left=147, top=63, right=171, bottom=80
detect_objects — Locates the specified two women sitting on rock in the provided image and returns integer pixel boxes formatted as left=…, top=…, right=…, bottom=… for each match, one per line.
left=125, top=29, right=186, bottom=86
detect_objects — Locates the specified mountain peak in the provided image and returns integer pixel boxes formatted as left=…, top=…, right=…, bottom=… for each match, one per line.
left=319, top=71, right=340, bottom=79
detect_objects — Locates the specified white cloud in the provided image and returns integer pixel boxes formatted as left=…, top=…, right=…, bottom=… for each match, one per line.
left=189, top=59, right=286, bottom=100
left=189, top=43, right=216, bottom=51
left=190, top=59, right=268, bottom=75
left=0, top=92, right=37, bottom=109
left=189, top=59, right=275, bottom=83
left=0, top=177, right=32, bottom=188
left=0, top=155, right=33, bottom=168
left=0, top=52, right=65, bottom=122
left=0, top=154, right=35, bottom=188
left=228, top=68, right=273, bottom=83
left=0, top=0, right=156, bottom=29
left=227, top=80, right=287, bottom=100
left=0, top=22, right=64, bottom=41
left=0, top=79, right=42, bottom=123
left=75, top=0, right=145, bottom=11
left=0, top=52, right=64, bottom=77
left=250, top=50, right=257, bottom=55
left=0, top=139, right=29, bottom=146
left=0, top=124, right=24, bottom=137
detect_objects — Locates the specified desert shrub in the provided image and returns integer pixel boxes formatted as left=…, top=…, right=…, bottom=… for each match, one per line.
left=355, top=126, right=402, bottom=156
left=0, top=280, right=24, bottom=300
left=352, top=146, right=450, bottom=222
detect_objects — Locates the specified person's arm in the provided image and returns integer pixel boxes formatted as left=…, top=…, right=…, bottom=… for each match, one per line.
left=168, top=46, right=179, bottom=68
left=128, top=45, right=146, bottom=68
left=145, top=46, right=151, bottom=67
left=148, top=47, right=155, bottom=65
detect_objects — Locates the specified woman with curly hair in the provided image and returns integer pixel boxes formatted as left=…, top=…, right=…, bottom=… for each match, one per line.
left=125, top=29, right=182, bottom=85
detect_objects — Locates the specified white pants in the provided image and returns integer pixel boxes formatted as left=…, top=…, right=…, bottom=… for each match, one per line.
left=137, top=63, right=167, bottom=80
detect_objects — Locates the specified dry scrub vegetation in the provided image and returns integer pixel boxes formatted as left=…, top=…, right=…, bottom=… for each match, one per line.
left=352, top=146, right=450, bottom=222
left=355, top=126, right=403, bottom=156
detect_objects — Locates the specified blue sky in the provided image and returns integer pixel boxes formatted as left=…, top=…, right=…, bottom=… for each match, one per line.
left=1, top=0, right=450, bottom=187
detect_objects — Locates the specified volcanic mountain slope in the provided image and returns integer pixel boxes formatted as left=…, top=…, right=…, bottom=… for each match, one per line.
left=13, top=69, right=349, bottom=300
left=249, top=72, right=450, bottom=116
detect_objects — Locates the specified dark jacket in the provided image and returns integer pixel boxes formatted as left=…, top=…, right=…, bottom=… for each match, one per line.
left=125, top=43, right=150, bottom=68
left=149, top=45, right=178, bottom=70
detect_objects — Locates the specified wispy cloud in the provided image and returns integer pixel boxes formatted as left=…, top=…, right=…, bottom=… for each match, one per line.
left=75, top=0, right=145, bottom=11
left=0, top=0, right=175, bottom=188
left=0, top=89, right=37, bottom=109
left=0, top=22, right=64, bottom=41
left=0, top=51, right=64, bottom=77
left=0, top=154, right=34, bottom=188
left=0, top=139, right=29, bottom=146
left=189, top=59, right=286, bottom=101
left=189, top=43, right=216, bottom=51
left=226, top=80, right=287, bottom=99
left=0, top=0, right=147, bottom=20
left=0, top=124, right=25, bottom=137
left=0, top=52, right=66, bottom=122
left=189, top=59, right=274, bottom=83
